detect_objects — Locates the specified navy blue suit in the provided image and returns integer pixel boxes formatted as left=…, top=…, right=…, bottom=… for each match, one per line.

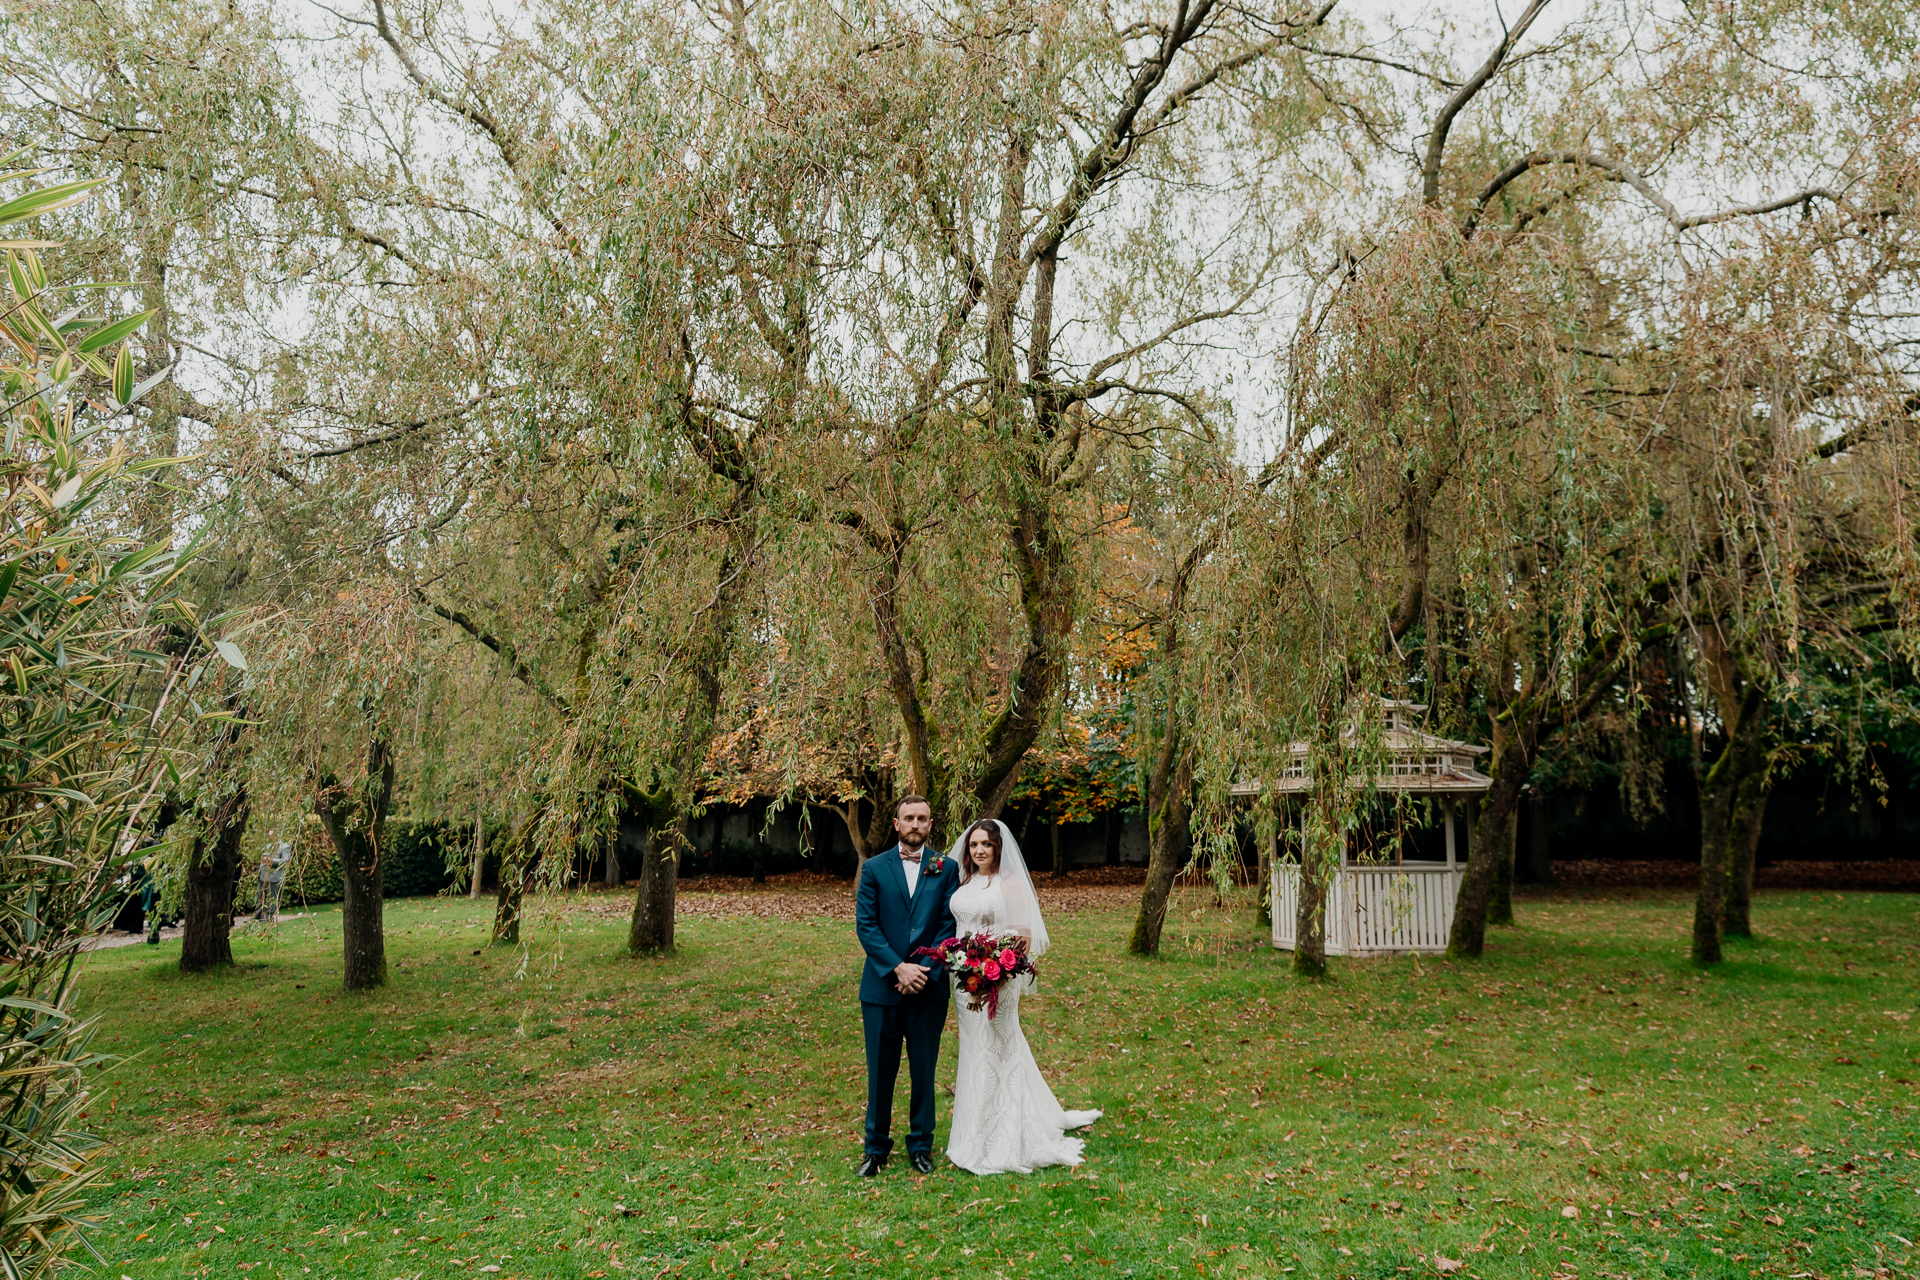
left=855, top=843, right=959, bottom=1162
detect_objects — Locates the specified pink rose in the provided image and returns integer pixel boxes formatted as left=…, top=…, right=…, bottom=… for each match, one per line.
left=998, top=948, right=1018, bottom=968
left=982, top=960, right=1002, bottom=981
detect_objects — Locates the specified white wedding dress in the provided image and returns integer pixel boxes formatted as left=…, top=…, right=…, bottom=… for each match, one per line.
left=946, top=873, right=1101, bottom=1174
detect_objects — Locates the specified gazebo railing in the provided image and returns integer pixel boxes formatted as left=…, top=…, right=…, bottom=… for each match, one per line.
left=1272, top=862, right=1461, bottom=956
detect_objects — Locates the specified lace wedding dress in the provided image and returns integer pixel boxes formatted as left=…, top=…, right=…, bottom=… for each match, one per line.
left=946, top=875, right=1101, bottom=1174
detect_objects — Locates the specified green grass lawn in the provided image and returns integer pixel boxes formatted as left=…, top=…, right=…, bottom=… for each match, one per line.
left=76, top=884, right=1919, bottom=1279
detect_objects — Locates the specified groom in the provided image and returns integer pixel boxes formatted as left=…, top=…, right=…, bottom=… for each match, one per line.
left=854, top=795, right=959, bottom=1176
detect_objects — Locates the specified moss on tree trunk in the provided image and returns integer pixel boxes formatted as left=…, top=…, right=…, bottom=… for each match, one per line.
left=1487, top=803, right=1518, bottom=927
left=1693, top=688, right=1767, bottom=965
left=1126, top=740, right=1192, bottom=957
left=1291, top=855, right=1330, bottom=979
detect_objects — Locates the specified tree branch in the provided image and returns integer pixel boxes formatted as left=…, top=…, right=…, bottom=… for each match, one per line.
left=301, top=392, right=492, bottom=459
left=371, top=0, right=572, bottom=242
left=1464, top=149, right=1859, bottom=236
left=1814, top=393, right=1920, bottom=459
left=415, top=589, right=570, bottom=714
left=1420, top=0, right=1554, bottom=207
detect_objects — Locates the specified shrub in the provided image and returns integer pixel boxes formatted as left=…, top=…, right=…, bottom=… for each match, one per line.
left=270, top=819, right=458, bottom=907
left=0, top=161, right=192, bottom=1276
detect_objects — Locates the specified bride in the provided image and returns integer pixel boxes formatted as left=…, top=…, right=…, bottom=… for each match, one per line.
left=945, top=818, right=1100, bottom=1175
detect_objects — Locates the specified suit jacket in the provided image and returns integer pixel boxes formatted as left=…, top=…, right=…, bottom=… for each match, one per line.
left=855, top=843, right=960, bottom=1006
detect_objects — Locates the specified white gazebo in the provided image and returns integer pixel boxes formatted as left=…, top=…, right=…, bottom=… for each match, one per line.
left=1232, top=700, right=1493, bottom=956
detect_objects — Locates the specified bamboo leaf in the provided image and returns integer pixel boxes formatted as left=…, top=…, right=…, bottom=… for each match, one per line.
left=75, top=310, right=151, bottom=354
left=123, top=364, right=171, bottom=406
left=0, top=178, right=107, bottom=227
left=111, top=344, right=132, bottom=406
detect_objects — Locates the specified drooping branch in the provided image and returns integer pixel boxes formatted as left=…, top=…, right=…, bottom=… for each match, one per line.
left=372, top=0, right=517, bottom=168
left=1025, top=0, right=1337, bottom=270
left=302, top=393, right=492, bottom=459
left=414, top=590, right=571, bottom=714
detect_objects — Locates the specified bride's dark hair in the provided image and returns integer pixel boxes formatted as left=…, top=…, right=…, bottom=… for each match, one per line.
left=958, top=820, right=1002, bottom=881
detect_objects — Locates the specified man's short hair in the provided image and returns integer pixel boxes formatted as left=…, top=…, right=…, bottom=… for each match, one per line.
left=895, top=795, right=931, bottom=816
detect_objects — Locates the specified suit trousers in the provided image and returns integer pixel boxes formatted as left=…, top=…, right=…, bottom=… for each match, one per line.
left=862, top=990, right=946, bottom=1160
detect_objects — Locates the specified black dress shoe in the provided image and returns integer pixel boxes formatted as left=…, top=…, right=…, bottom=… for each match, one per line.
left=909, top=1153, right=934, bottom=1175
left=857, top=1155, right=886, bottom=1177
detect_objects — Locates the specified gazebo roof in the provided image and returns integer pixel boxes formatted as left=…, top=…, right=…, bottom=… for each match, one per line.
left=1230, top=699, right=1494, bottom=798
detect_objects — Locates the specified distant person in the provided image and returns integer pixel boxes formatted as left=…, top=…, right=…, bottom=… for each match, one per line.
left=139, top=853, right=162, bottom=944
left=256, top=829, right=293, bottom=922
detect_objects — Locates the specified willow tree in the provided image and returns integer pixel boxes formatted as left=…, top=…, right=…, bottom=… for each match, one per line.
left=1631, top=221, right=1920, bottom=963
left=1430, top=0, right=1920, bottom=963
left=1212, top=0, right=1920, bottom=965
left=10, top=0, right=847, bottom=955
left=719, top=0, right=1397, bottom=852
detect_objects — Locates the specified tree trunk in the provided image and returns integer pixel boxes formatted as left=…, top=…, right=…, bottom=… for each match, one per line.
left=341, top=827, right=387, bottom=989
left=178, top=782, right=250, bottom=972
left=468, top=811, right=484, bottom=899
left=1050, top=819, right=1063, bottom=877
left=1722, top=776, right=1769, bottom=937
left=628, top=823, right=678, bottom=954
left=1291, top=837, right=1331, bottom=979
left=1693, top=688, right=1767, bottom=965
left=836, top=804, right=870, bottom=870
left=1447, top=736, right=1528, bottom=959
left=1127, top=743, right=1193, bottom=956
left=1488, top=802, right=1518, bottom=927
left=493, top=824, right=537, bottom=947
left=1256, top=826, right=1274, bottom=928
left=314, top=737, right=396, bottom=991
left=493, top=868, right=522, bottom=945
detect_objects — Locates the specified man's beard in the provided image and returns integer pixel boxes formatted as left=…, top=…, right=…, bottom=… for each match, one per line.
left=898, top=831, right=927, bottom=850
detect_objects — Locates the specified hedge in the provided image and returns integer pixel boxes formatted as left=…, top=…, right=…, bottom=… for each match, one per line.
left=241, top=820, right=463, bottom=909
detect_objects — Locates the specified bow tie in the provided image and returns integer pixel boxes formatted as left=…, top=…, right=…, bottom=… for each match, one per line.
left=899, top=849, right=923, bottom=863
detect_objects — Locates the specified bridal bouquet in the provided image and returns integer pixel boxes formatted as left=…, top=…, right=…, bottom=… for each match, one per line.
left=913, top=932, right=1036, bottom=1019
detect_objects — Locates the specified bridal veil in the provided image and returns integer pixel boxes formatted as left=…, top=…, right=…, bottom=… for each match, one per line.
left=946, top=818, right=1050, bottom=957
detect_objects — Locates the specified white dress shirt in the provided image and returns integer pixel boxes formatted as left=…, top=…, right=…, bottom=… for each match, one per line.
left=901, top=848, right=921, bottom=897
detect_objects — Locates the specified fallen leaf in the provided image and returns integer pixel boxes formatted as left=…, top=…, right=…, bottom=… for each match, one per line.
left=1763, top=1214, right=1785, bottom=1226
left=1434, top=1256, right=1464, bottom=1273
left=1561, top=1205, right=1580, bottom=1218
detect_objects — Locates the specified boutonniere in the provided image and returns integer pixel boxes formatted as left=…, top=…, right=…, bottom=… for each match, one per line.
left=926, top=854, right=947, bottom=876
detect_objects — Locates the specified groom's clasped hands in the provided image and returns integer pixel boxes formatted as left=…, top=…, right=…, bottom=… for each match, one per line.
left=892, top=959, right=931, bottom=995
